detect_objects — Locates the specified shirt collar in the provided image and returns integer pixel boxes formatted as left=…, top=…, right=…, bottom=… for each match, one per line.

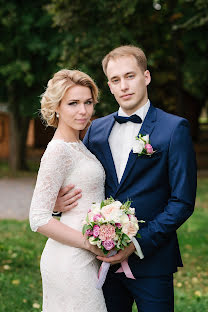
left=118, top=100, right=150, bottom=122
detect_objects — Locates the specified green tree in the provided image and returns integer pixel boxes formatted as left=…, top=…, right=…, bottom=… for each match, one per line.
left=169, top=0, right=208, bottom=139
left=47, top=0, right=208, bottom=140
left=173, top=0, right=208, bottom=30
left=0, top=1, right=62, bottom=170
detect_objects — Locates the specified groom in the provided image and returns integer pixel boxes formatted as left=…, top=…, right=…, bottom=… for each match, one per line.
left=55, top=45, right=197, bottom=311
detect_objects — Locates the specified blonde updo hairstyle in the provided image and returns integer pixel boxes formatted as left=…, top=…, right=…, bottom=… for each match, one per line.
left=41, top=69, right=98, bottom=128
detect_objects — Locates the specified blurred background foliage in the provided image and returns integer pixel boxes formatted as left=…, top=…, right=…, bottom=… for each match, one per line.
left=46, top=0, right=208, bottom=124
left=0, top=0, right=208, bottom=170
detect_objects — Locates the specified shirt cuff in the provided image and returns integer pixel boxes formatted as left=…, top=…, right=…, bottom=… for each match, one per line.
left=132, top=237, right=144, bottom=259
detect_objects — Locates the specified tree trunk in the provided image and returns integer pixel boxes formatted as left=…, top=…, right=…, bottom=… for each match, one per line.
left=9, top=112, right=30, bottom=171
left=19, top=116, right=30, bottom=170
left=182, top=91, right=203, bottom=142
left=9, top=112, right=21, bottom=171
left=8, top=81, right=31, bottom=171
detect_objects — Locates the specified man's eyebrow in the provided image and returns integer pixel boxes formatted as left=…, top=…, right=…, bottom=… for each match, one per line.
left=125, top=71, right=135, bottom=75
left=110, top=71, right=135, bottom=80
left=110, top=75, right=119, bottom=81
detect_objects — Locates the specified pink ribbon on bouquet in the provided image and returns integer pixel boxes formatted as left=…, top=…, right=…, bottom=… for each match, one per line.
left=115, top=259, right=136, bottom=279
left=96, top=250, right=117, bottom=289
left=96, top=252, right=135, bottom=290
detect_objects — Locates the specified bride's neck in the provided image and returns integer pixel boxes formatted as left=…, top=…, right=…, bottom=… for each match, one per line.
left=53, top=126, right=80, bottom=143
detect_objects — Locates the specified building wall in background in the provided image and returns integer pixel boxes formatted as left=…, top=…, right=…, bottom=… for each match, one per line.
left=0, top=113, right=54, bottom=160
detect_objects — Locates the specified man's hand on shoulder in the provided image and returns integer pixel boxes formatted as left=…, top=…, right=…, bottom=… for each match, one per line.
left=96, top=242, right=136, bottom=265
left=54, top=184, right=82, bottom=213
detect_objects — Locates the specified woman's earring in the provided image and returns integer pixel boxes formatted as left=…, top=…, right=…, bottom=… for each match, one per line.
left=56, top=113, right=59, bottom=118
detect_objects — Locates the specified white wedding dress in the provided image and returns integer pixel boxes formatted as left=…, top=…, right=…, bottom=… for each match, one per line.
left=29, top=140, right=107, bottom=312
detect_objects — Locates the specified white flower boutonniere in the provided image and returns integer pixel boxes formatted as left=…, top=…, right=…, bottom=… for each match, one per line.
left=132, top=134, right=156, bottom=156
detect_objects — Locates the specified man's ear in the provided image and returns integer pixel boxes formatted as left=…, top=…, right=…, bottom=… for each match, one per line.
left=107, top=81, right=114, bottom=94
left=144, top=70, right=151, bottom=86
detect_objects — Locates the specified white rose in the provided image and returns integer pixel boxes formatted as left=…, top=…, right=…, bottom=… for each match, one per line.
left=128, top=208, right=135, bottom=214
left=120, top=214, right=130, bottom=225
left=101, top=201, right=122, bottom=222
left=98, top=217, right=105, bottom=223
left=89, top=237, right=98, bottom=245
left=91, top=203, right=101, bottom=214
left=142, top=134, right=149, bottom=143
left=96, top=240, right=102, bottom=248
left=132, top=139, right=145, bottom=154
left=111, top=216, right=121, bottom=223
left=130, top=215, right=138, bottom=225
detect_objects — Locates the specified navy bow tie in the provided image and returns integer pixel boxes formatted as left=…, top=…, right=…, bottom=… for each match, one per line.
left=114, top=114, right=142, bottom=124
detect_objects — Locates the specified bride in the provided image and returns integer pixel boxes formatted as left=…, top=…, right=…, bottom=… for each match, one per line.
left=29, top=69, right=107, bottom=312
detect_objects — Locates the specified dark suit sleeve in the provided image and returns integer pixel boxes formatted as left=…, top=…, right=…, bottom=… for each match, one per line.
left=137, top=119, right=197, bottom=258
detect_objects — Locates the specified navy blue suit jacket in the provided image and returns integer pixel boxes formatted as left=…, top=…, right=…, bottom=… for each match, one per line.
left=83, top=104, right=197, bottom=277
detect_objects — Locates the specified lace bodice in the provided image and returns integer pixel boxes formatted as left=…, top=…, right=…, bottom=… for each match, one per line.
left=29, top=139, right=105, bottom=232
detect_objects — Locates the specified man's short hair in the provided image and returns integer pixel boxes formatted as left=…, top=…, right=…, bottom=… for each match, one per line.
left=102, top=45, right=147, bottom=76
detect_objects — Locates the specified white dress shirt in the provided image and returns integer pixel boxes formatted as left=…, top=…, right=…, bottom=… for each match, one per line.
left=108, top=100, right=150, bottom=260
left=109, top=100, right=150, bottom=183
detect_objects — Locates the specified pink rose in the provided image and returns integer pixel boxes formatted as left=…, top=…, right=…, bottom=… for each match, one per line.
left=122, top=222, right=138, bottom=239
left=99, top=224, right=116, bottom=241
left=93, top=214, right=102, bottom=222
left=102, top=240, right=115, bottom=251
left=86, top=229, right=93, bottom=236
left=93, top=225, right=100, bottom=237
left=145, top=143, right=153, bottom=154
left=88, top=209, right=92, bottom=213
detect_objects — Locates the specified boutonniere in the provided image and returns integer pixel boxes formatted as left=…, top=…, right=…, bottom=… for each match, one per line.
left=132, top=134, right=156, bottom=156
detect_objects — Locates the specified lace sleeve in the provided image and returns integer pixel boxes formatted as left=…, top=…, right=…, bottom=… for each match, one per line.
left=29, top=141, right=71, bottom=232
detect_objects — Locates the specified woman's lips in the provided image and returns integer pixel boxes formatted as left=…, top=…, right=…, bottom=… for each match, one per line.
left=76, top=118, right=88, bottom=123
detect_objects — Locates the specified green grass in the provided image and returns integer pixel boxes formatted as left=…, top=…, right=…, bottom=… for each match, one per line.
left=0, top=179, right=208, bottom=312
left=173, top=178, right=208, bottom=312
left=0, top=161, right=39, bottom=178
left=0, top=220, right=46, bottom=312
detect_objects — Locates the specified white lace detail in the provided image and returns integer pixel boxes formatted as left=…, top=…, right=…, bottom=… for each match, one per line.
left=29, top=139, right=107, bottom=312
left=29, top=140, right=72, bottom=232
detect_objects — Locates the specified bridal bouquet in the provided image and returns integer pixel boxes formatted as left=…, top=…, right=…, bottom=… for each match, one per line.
left=82, top=197, right=141, bottom=288
left=82, top=197, right=139, bottom=254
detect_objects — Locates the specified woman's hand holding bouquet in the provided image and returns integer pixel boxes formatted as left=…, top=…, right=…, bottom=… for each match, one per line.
left=82, top=197, right=142, bottom=288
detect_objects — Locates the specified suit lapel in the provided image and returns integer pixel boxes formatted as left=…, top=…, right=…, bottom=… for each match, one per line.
left=101, top=113, right=119, bottom=188
left=116, top=104, right=157, bottom=192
